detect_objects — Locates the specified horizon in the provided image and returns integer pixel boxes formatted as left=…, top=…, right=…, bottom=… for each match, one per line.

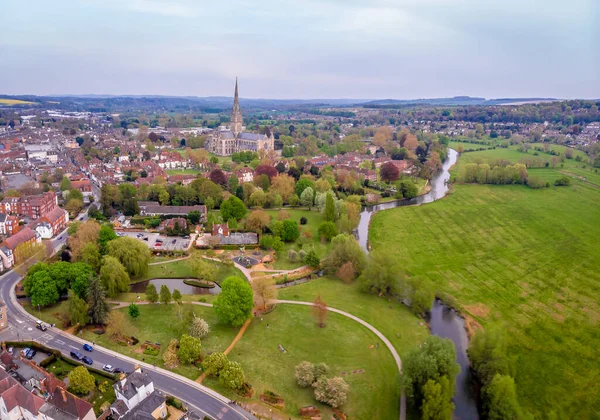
left=1, top=0, right=598, bottom=99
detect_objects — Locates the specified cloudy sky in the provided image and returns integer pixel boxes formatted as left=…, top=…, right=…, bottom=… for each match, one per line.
left=1, top=0, right=598, bottom=99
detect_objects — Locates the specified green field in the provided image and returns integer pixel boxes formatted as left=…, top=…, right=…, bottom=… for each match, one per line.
left=278, top=277, right=429, bottom=358
left=370, top=180, right=600, bottom=417
left=165, top=168, right=200, bottom=176
left=215, top=304, right=401, bottom=419
left=142, top=256, right=243, bottom=283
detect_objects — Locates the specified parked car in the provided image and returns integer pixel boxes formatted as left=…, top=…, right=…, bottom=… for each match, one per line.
left=58, top=236, right=63, bottom=240
left=82, top=356, right=93, bottom=365
left=7, top=347, right=13, bottom=355
left=70, top=350, right=83, bottom=360
left=83, top=344, right=93, bottom=352
left=36, top=320, right=47, bottom=331
left=103, top=364, right=115, bottom=373
left=155, top=243, right=162, bottom=247
left=143, top=237, right=149, bottom=241
left=171, top=239, right=176, bottom=244
left=21, top=348, right=31, bottom=357
left=25, top=349, right=37, bottom=359
left=114, top=368, right=125, bottom=374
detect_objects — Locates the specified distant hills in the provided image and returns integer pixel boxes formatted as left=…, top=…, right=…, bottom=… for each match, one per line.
left=361, top=96, right=557, bottom=106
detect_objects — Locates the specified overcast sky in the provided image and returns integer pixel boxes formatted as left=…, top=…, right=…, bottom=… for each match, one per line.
left=1, top=0, right=598, bottom=99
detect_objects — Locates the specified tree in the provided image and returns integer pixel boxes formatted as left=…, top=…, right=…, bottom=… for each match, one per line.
left=70, top=263, right=94, bottom=299
left=163, top=339, right=179, bottom=369
left=159, top=190, right=170, bottom=206
left=188, top=253, right=216, bottom=282
left=209, top=168, right=227, bottom=187
left=228, top=174, right=239, bottom=193
left=28, top=271, right=59, bottom=307
left=404, top=336, right=460, bottom=406
left=160, top=285, right=172, bottom=305
left=66, top=198, right=84, bottom=216
left=189, top=317, right=210, bottom=338
left=483, top=374, right=521, bottom=420
left=99, top=256, right=130, bottom=298
left=294, top=361, right=328, bottom=387
left=219, top=361, right=246, bottom=390
left=324, top=193, right=336, bottom=221
left=60, top=176, right=72, bottom=191
left=313, top=295, right=327, bottom=327
left=358, top=250, right=399, bottom=293
left=313, top=377, right=349, bottom=408
left=300, top=187, right=315, bottom=209
left=251, top=276, right=277, bottom=310
left=336, top=261, right=356, bottom=284
left=98, top=225, right=118, bottom=254
left=295, top=178, right=314, bottom=197
left=87, top=276, right=110, bottom=325
left=380, top=162, right=400, bottom=182
left=69, top=188, right=84, bottom=202
left=105, top=310, right=136, bottom=340
left=220, top=196, right=247, bottom=221
left=67, top=290, right=88, bottom=328
left=69, top=220, right=101, bottom=260
left=468, top=329, right=513, bottom=387
left=178, top=334, right=202, bottom=364
left=304, top=250, right=320, bottom=268
left=421, top=376, right=454, bottom=420
left=68, top=366, right=95, bottom=395
left=14, top=241, right=48, bottom=276
left=255, top=164, right=278, bottom=180
left=202, top=352, right=228, bottom=376
left=80, top=243, right=101, bottom=272
left=246, top=210, right=271, bottom=233
left=172, top=289, right=182, bottom=304
left=249, top=189, right=266, bottom=207
left=397, top=178, right=419, bottom=199
left=322, top=234, right=366, bottom=276
left=145, top=283, right=158, bottom=303
left=213, top=276, right=254, bottom=327
left=318, top=221, right=338, bottom=242
left=188, top=210, right=202, bottom=225
left=128, top=303, right=140, bottom=319
left=281, top=219, right=300, bottom=242
left=107, top=237, right=151, bottom=278
left=270, top=174, right=295, bottom=202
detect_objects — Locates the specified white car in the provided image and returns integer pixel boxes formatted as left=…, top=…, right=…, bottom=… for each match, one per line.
left=103, top=364, right=115, bottom=373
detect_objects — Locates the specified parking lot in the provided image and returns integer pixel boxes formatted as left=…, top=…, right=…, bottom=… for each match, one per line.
left=117, top=231, right=193, bottom=251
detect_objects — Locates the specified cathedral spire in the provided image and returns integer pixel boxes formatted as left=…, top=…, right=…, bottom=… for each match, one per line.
left=230, top=77, right=243, bottom=136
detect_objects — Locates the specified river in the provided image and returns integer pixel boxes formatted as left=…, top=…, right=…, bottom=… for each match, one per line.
left=356, top=148, right=480, bottom=419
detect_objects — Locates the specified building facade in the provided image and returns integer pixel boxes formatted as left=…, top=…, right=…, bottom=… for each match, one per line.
left=206, top=79, right=275, bottom=156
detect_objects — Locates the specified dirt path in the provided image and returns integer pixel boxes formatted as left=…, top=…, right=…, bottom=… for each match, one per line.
left=148, top=255, right=191, bottom=266
left=558, top=170, right=600, bottom=188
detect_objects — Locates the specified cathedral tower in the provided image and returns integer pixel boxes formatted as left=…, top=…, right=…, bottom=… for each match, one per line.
left=230, top=78, right=243, bottom=136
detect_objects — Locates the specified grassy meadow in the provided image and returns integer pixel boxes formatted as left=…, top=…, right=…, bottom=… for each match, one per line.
left=370, top=158, right=600, bottom=417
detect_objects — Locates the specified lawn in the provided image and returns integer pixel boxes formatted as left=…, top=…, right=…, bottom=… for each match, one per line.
left=80, top=304, right=239, bottom=380
left=263, top=208, right=333, bottom=270
left=221, top=304, right=401, bottom=420
left=165, top=168, right=200, bottom=176
left=278, top=277, right=429, bottom=358
left=141, top=256, right=244, bottom=283
left=46, top=357, right=116, bottom=415
left=369, top=182, right=600, bottom=418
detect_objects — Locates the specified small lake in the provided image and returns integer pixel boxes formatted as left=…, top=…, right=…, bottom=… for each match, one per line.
left=130, top=278, right=221, bottom=295
left=356, top=149, right=479, bottom=419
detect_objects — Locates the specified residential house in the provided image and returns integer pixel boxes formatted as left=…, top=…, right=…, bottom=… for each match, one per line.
left=70, top=179, right=93, bottom=197
left=0, top=227, right=41, bottom=268
left=35, top=206, right=69, bottom=239
left=141, top=205, right=206, bottom=220
left=110, top=367, right=167, bottom=420
left=161, top=218, right=187, bottom=232
left=212, top=224, right=229, bottom=236
left=235, top=167, right=254, bottom=184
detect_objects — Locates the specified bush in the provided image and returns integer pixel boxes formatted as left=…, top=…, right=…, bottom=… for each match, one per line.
left=288, top=249, right=299, bottom=262
left=143, top=347, right=160, bottom=356
left=189, top=317, right=210, bottom=338
left=554, top=176, right=571, bottom=186
left=313, top=377, right=349, bottom=408
left=527, top=176, right=548, bottom=189
left=166, top=396, right=184, bottom=410
left=300, top=217, right=308, bottom=225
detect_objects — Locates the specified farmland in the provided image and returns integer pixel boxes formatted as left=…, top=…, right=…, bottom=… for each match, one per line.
left=370, top=167, right=600, bottom=417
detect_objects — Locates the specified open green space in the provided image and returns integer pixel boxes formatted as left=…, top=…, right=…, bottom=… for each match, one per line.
left=46, top=357, right=116, bottom=415
left=165, top=168, right=200, bottom=176
left=80, top=304, right=238, bottom=380
left=449, top=140, right=494, bottom=151
left=219, top=304, right=401, bottom=419
left=0, top=98, right=37, bottom=106
left=278, top=277, right=429, bottom=358
left=142, top=256, right=243, bottom=283
left=370, top=180, right=600, bottom=418
left=263, top=208, right=333, bottom=270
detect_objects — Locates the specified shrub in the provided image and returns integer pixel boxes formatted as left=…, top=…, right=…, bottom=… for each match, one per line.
left=313, top=377, right=349, bottom=408
left=298, top=250, right=307, bottom=261
left=300, top=217, right=308, bottom=225
left=202, top=352, right=228, bottom=376
left=189, top=317, right=210, bottom=338
left=554, top=176, right=571, bottom=186
left=219, top=361, right=246, bottom=390
left=295, top=361, right=316, bottom=387
left=143, top=347, right=159, bottom=356
left=288, top=250, right=299, bottom=262
left=527, top=176, right=548, bottom=189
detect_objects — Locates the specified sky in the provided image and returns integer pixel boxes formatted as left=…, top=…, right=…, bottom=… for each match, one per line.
left=1, top=0, right=598, bottom=99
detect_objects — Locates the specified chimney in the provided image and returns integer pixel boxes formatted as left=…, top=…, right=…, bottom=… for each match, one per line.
left=61, top=388, right=67, bottom=403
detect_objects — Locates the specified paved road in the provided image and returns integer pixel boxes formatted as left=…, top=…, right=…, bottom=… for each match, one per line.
left=0, top=232, right=254, bottom=420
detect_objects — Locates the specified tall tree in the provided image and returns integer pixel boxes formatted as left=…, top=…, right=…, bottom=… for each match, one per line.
left=98, top=225, right=117, bottom=254
left=251, top=276, right=277, bottom=310
left=483, top=374, right=521, bottom=420
left=177, top=334, right=202, bottom=364
left=213, top=276, right=254, bottom=327
left=324, top=192, right=335, bottom=222
left=220, top=196, right=247, bottom=221
left=421, top=376, right=454, bottom=420
left=99, top=256, right=130, bottom=298
left=160, top=285, right=172, bottom=305
left=68, top=290, right=89, bottom=328
left=107, top=237, right=151, bottom=278
left=145, top=283, right=158, bottom=303
left=300, top=187, right=315, bottom=210
left=313, top=295, right=328, bottom=328
left=87, top=276, right=110, bottom=325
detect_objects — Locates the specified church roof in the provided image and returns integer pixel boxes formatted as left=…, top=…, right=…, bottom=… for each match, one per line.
left=238, top=132, right=264, bottom=141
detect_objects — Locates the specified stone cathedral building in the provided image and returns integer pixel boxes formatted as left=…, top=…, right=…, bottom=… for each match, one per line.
left=206, top=79, right=275, bottom=156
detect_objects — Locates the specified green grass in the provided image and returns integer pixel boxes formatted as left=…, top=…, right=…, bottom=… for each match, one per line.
left=23, top=300, right=68, bottom=327
left=46, top=358, right=116, bottom=415
left=449, top=140, right=494, bottom=151
left=165, top=168, right=200, bottom=176
left=81, top=304, right=239, bottom=380
left=278, top=276, right=429, bottom=358
left=370, top=182, right=600, bottom=418
left=222, top=304, right=401, bottom=419
left=142, top=257, right=244, bottom=283
left=0, top=98, right=37, bottom=106
left=263, top=208, right=333, bottom=270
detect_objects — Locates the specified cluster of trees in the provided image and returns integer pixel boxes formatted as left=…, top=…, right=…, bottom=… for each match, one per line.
left=231, top=151, right=258, bottom=163
left=404, top=336, right=460, bottom=420
left=202, top=352, right=247, bottom=390
left=23, top=261, right=94, bottom=306
left=295, top=361, right=349, bottom=408
left=456, top=163, right=529, bottom=186
left=468, top=329, right=522, bottom=419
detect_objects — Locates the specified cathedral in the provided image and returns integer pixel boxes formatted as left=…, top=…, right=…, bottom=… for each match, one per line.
left=205, top=79, right=275, bottom=156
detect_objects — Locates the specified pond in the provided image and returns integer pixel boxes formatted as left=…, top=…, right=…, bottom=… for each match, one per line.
left=130, top=278, right=221, bottom=295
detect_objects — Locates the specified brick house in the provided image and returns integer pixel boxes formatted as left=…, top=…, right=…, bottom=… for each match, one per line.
left=71, top=179, right=93, bottom=197
left=0, top=227, right=41, bottom=269
left=0, top=191, right=58, bottom=219
left=34, top=206, right=69, bottom=239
